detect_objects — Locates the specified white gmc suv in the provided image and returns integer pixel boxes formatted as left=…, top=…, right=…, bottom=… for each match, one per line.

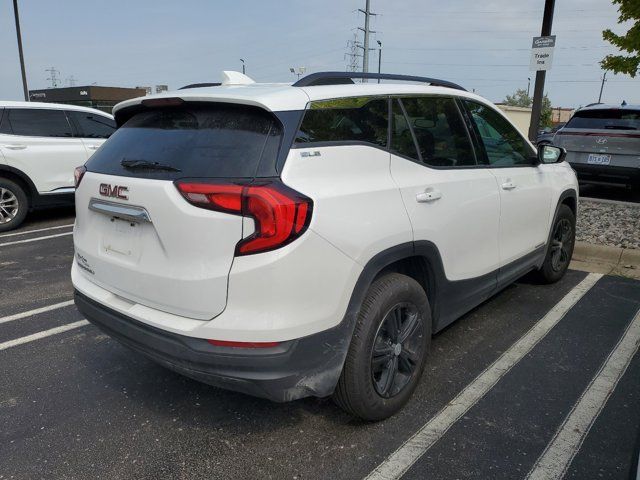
left=0, top=101, right=116, bottom=231
left=72, top=71, right=578, bottom=421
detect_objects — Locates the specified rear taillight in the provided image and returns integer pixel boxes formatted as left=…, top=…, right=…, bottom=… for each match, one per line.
left=175, top=180, right=313, bottom=256
left=74, top=166, right=87, bottom=188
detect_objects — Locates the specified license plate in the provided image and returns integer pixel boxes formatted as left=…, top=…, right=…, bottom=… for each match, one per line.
left=587, top=153, right=611, bottom=165
left=102, top=217, right=141, bottom=261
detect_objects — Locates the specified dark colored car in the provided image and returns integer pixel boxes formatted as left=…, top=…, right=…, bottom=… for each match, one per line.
left=553, top=104, right=639, bottom=188
left=537, top=123, right=566, bottom=146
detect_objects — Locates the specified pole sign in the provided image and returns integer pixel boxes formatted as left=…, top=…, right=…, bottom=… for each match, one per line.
left=530, top=35, right=556, bottom=71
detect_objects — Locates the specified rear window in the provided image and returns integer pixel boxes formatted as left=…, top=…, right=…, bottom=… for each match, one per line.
left=565, top=109, right=640, bottom=130
left=86, top=104, right=282, bottom=179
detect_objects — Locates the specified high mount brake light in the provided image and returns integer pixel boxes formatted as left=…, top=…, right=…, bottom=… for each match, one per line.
left=74, top=165, right=87, bottom=188
left=175, top=180, right=313, bottom=256
left=141, top=97, right=185, bottom=107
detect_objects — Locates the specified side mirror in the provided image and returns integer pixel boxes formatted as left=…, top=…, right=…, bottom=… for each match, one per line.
left=538, top=145, right=566, bottom=164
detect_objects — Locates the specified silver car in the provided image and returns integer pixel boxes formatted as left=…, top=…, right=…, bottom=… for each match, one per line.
left=553, top=103, right=640, bottom=188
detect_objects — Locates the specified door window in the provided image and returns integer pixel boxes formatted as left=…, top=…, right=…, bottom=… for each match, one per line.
left=3, top=109, right=73, bottom=138
left=390, top=100, right=420, bottom=161
left=464, top=101, right=534, bottom=167
left=295, top=97, right=388, bottom=147
left=68, top=111, right=116, bottom=138
left=396, top=97, right=476, bottom=167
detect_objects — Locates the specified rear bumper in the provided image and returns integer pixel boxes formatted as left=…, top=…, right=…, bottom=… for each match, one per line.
left=569, top=163, right=640, bottom=187
left=74, top=290, right=351, bottom=402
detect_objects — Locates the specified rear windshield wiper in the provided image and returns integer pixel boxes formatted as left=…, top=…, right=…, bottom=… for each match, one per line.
left=121, top=159, right=181, bottom=172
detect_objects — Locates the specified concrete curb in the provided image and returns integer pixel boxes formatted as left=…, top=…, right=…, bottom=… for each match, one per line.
left=571, top=242, right=640, bottom=279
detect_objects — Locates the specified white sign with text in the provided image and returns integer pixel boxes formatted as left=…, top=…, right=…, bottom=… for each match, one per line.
left=530, top=35, right=556, bottom=71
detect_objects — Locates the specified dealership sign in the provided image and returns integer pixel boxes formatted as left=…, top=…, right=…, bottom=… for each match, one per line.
left=530, top=35, right=556, bottom=71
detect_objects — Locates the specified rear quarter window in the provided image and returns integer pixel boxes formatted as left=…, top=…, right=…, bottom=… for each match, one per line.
left=86, top=104, right=282, bottom=180
left=295, top=97, right=388, bottom=147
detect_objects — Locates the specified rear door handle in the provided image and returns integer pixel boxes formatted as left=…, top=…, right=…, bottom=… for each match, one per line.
left=88, top=145, right=100, bottom=150
left=416, top=189, right=442, bottom=203
left=501, top=182, right=517, bottom=190
left=3, top=144, right=27, bottom=150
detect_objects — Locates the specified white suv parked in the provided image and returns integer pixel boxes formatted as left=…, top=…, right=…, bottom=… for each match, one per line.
left=0, top=101, right=115, bottom=231
left=72, top=72, right=578, bottom=420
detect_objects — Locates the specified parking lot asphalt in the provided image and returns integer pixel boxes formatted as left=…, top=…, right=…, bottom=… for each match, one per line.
left=1, top=208, right=639, bottom=480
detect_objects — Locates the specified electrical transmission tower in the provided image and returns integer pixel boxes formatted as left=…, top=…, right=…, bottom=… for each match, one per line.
left=66, top=75, right=76, bottom=87
left=345, top=33, right=363, bottom=72
left=45, top=67, right=60, bottom=88
left=357, top=0, right=376, bottom=81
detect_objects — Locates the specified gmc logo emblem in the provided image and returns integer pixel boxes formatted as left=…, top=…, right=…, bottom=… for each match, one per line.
left=99, top=183, right=129, bottom=200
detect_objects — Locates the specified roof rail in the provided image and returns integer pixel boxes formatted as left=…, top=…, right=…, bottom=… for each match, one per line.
left=292, top=71, right=466, bottom=91
left=179, top=82, right=222, bottom=90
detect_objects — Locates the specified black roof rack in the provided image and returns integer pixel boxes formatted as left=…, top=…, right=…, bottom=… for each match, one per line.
left=178, top=82, right=222, bottom=90
left=292, top=71, right=466, bottom=91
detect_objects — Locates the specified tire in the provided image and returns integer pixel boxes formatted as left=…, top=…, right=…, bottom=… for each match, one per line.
left=0, top=178, right=29, bottom=233
left=334, top=273, right=431, bottom=421
left=534, top=204, right=575, bottom=284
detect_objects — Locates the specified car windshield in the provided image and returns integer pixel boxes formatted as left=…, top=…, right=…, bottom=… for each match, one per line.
left=565, top=108, right=640, bottom=130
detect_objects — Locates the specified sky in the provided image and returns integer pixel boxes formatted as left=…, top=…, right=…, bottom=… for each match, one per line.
left=0, top=0, right=638, bottom=108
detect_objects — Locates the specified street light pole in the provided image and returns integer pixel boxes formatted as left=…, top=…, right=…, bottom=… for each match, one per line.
left=240, top=59, right=245, bottom=75
left=598, top=71, right=607, bottom=103
left=527, top=77, right=531, bottom=98
left=12, top=0, right=29, bottom=101
left=527, top=0, right=555, bottom=141
left=377, top=40, right=382, bottom=83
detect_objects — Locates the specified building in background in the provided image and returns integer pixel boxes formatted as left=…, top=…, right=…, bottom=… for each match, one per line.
left=496, top=105, right=532, bottom=137
left=551, top=107, right=574, bottom=126
left=136, top=86, right=153, bottom=96
left=28, top=85, right=148, bottom=113
left=155, top=85, right=168, bottom=94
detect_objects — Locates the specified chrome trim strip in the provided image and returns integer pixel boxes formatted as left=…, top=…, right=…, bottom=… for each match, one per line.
left=88, top=198, right=151, bottom=223
left=40, top=187, right=76, bottom=195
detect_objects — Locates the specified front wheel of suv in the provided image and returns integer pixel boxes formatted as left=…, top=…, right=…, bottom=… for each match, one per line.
left=334, top=273, right=431, bottom=421
left=535, top=204, right=576, bottom=284
left=0, top=178, right=29, bottom=233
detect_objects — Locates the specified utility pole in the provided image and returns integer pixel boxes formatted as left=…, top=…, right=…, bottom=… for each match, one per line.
left=528, top=0, right=555, bottom=141
left=377, top=40, right=382, bottom=82
left=45, top=67, right=60, bottom=88
left=527, top=77, right=531, bottom=97
left=598, top=70, right=607, bottom=103
left=12, top=0, right=29, bottom=101
left=357, top=0, right=376, bottom=81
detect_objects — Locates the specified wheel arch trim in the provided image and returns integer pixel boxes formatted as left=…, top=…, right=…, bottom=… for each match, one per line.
left=0, top=164, right=38, bottom=199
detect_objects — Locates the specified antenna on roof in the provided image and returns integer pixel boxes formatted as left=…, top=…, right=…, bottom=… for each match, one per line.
left=221, top=71, right=255, bottom=86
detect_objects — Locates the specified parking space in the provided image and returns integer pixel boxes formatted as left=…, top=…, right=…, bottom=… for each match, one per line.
left=1, top=212, right=639, bottom=480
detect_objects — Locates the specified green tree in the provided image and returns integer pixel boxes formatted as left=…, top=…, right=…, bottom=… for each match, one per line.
left=502, top=88, right=553, bottom=129
left=601, top=0, right=640, bottom=77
